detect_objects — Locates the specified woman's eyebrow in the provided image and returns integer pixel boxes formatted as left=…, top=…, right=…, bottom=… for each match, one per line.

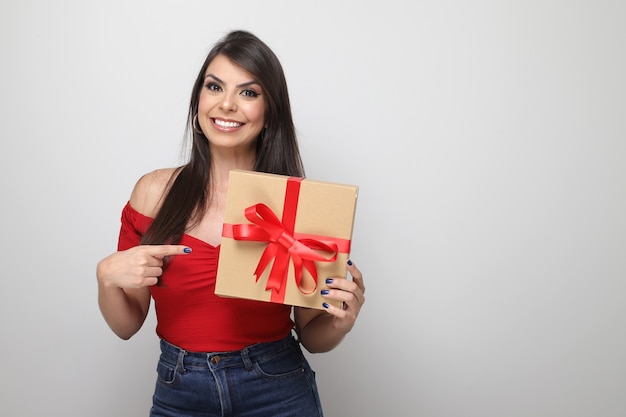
left=204, top=73, right=259, bottom=88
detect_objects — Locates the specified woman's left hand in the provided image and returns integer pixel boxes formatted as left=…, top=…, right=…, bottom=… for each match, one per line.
left=321, top=260, right=366, bottom=333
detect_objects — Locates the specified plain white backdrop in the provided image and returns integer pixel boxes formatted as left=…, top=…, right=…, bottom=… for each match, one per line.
left=1, top=1, right=625, bottom=416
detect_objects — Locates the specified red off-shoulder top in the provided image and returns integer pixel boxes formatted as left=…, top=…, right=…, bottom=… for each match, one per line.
left=117, top=202, right=294, bottom=352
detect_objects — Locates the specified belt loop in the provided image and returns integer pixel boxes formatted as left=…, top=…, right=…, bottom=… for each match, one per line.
left=241, top=347, right=253, bottom=371
left=177, top=348, right=187, bottom=374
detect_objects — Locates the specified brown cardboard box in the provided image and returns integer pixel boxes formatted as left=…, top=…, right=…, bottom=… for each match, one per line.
left=215, top=170, right=358, bottom=309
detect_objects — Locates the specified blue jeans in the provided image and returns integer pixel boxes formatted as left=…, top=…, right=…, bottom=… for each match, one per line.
left=150, top=334, right=324, bottom=417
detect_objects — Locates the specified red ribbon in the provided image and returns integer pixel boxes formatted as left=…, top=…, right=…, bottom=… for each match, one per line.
left=222, top=177, right=351, bottom=303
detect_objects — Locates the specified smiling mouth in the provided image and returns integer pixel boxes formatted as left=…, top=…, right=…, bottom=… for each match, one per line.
left=213, top=119, right=243, bottom=128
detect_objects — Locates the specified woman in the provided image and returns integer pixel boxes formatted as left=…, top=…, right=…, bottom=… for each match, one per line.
left=97, top=30, right=365, bottom=417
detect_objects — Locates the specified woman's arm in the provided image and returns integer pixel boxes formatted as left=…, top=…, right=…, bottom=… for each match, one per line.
left=96, top=169, right=189, bottom=339
left=97, top=245, right=188, bottom=339
left=97, top=262, right=152, bottom=340
left=294, top=260, right=365, bottom=353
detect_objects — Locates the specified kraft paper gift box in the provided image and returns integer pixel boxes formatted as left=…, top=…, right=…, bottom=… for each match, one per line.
left=215, top=169, right=358, bottom=310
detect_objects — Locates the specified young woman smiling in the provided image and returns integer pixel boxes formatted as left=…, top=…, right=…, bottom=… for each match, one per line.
left=96, top=30, right=366, bottom=417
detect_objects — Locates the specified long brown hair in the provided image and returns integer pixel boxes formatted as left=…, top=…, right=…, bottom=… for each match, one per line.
left=142, top=30, right=304, bottom=246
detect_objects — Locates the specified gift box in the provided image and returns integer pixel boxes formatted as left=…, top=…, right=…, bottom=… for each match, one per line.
left=215, top=169, right=358, bottom=310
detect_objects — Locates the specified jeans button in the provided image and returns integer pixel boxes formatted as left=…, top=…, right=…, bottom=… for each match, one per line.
left=210, top=356, right=220, bottom=365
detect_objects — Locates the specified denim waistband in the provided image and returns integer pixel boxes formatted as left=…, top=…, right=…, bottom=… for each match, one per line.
left=159, top=334, right=299, bottom=370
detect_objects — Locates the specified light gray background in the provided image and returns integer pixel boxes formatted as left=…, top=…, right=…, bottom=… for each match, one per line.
left=1, top=1, right=624, bottom=416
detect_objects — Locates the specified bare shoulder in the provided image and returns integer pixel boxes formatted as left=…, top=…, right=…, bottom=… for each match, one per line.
left=129, top=167, right=181, bottom=217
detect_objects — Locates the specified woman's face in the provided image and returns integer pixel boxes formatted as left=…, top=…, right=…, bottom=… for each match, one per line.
left=197, top=54, right=266, bottom=153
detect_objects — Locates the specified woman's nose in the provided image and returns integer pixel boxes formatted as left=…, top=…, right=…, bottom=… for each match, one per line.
left=220, top=94, right=237, bottom=111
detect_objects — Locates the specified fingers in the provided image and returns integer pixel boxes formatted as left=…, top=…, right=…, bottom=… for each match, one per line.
left=145, top=244, right=192, bottom=259
left=133, top=245, right=192, bottom=285
left=346, top=259, right=365, bottom=294
left=322, top=283, right=364, bottom=311
left=99, top=245, right=192, bottom=290
left=143, top=276, right=160, bottom=287
left=325, top=260, right=365, bottom=299
left=321, top=259, right=366, bottom=315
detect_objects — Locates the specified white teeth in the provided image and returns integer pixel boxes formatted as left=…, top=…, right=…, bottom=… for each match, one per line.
left=214, top=119, right=242, bottom=128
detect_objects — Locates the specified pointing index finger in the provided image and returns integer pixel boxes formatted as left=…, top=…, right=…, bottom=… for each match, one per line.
left=148, top=245, right=192, bottom=258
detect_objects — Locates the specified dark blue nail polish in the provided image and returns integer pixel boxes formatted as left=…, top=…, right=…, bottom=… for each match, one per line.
left=347, top=259, right=353, bottom=266
left=322, top=302, right=330, bottom=309
left=184, top=247, right=192, bottom=253
left=321, top=290, right=329, bottom=295
left=325, top=278, right=333, bottom=284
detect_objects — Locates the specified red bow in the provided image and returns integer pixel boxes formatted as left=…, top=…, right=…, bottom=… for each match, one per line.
left=222, top=177, right=349, bottom=303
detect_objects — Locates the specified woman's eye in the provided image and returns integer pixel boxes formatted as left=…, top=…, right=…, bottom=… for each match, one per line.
left=241, top=89, right=259, bottom=98
left=205, top=82, right=221, bottom=92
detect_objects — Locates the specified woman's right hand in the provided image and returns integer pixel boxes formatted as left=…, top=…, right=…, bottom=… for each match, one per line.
left=96, top=245, right=191, bottom=339
left=97, top=245, right=191, bottom=289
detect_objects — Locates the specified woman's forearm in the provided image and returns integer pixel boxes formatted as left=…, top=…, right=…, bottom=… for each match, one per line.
left=96, top=258, right=150, bottom=340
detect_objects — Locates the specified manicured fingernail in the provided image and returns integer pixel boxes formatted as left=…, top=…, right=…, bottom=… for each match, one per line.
left=184, top=247, right=192, bottom=253
left=325, top=278, right=333, bottom=284
left=322, top=302, right=330, bottom=309
left=321, top=289, right=329, bottom=295
left=347, top=259, right=353, bottom=266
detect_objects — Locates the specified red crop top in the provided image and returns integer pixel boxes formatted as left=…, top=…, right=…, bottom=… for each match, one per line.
left=117, top=202, right=294, bottom=352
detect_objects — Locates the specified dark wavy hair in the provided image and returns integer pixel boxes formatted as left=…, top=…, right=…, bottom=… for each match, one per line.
left=142, top=30, right=304, bottom=246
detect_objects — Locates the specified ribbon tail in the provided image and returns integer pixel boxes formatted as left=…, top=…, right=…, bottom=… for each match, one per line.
left=267, top=250, right=290, bottom=303
left=254, top=244, right=277, bottom=282
left=292, top=255, right=303, bottom=290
